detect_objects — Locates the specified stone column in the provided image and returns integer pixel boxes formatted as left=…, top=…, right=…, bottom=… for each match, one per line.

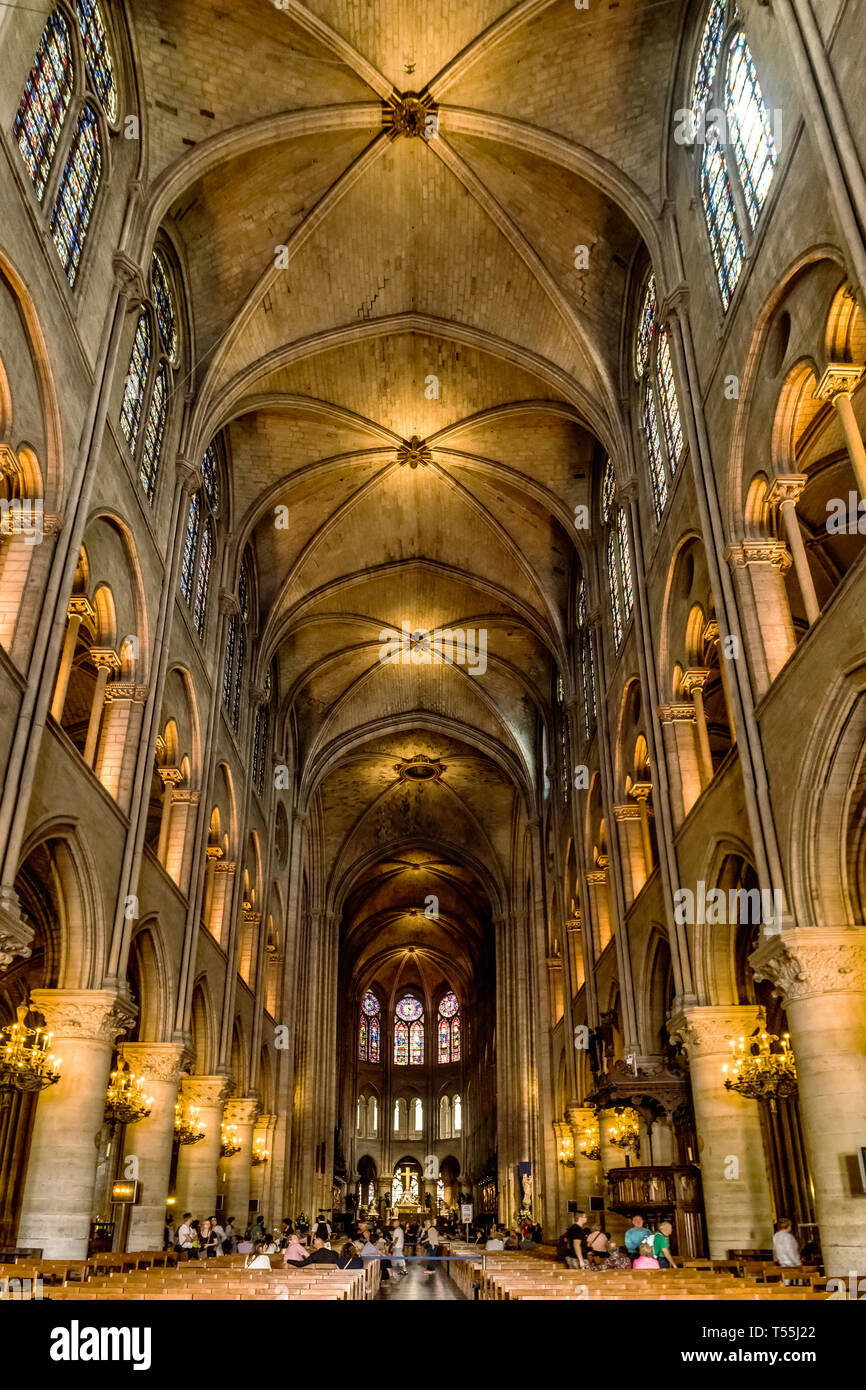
left=725, top=540, right=795, bottom=692
left=751, top=927, right=866, bottom=1276
left=585, top=867, right=612, bottom=954
left=209, top=861, right=236, bottom=947
left=49, top=598, right=92, bottom=722
left=657, top=704, right=702, bottom=816
left=96, top=682, right=149, bottom=808
left=83, top=648, right=120, bottom=767
left=174, top=1075, right=232, bottom=1218
left=815, top=364, right=866, bottom=496
left=222, top=1097, right=260, bottom=1228
left=766, top=475, right=820, bottom=625
left=156, top=767, right=183, bottom=866
left=598, top=1108, right=629, bottom=1242
left=681, top=669, right=714, bottom=788
left=668, top=1005, right=773, bottom=1258
left=17, top=988, right=136, bottom=1258
left=250, top=1113, right=277, bottom=1227
left=119, top=1043, right=185, bottom=1251
left=630, top=782, right=655, bottom=877
left=202, top=846, right=222, bottom=932
left=613, top=803, right=645, bottom=905
left=165, top=787, right=200, bottom=891
left=567, top=1104, right=603, bottom=1207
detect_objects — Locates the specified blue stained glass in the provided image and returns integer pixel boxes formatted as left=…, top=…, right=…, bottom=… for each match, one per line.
left=439, top=992, right=458, bottom=1018
left=180, top=492, right=200, bottom=603
left=14, top=12, right=74, bottom=200
left=238, top=563, right=250, bottom=623
left=257, top=708, right=269, bottom=795
left=362, top=989, right=379, bottom=1016
left=50, top=105, right=101, bottom=285
left=577, top=577, right=596, bottom=739
left=657, top=328, right=683, bottom=468
left=725, top=32, right=777, bottom=228
left=608, top=531, right=623, bottom=650
left=232, top=626, right=246, bottom=731
left=394, top=1019, right=408, bottom=1066
left=643, top=386, right=668, bottom=520
left=120, top=310, right=151, bottom=452
left=634, top=274, right=656, bottom=379
left=617, top=508, right=634, bottom=619
left=358, top=1016, right=367, bottom=1062
left=692, top=0, right=726, bottom=115
left=151, top=251, right=178, bottom=359
left=202, top=445, right=219, bottom=511
left=139, top=364, right=167, bottom=499
left=222, top=615, right=237, bottom=709
left=600, top=457, right=615, bottom=524
left=193, top=518, right=213, bottom=636
left=75, top=0, right=117, bottom=122
left=252, top=706, right=263, bottom=791
left=701, top=137, right=745, bottom=308
left=396, top=995, right=423, bottom=1022
left=369, top=1015, right=379, bottom=1063
left=410, top=1020, right=423, bottom=1065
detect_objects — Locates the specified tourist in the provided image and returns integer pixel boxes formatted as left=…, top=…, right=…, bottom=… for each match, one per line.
left=652, top=1220, right=678, bottom=1270
left=249, top=1215, right=265, bottom=1243
left=772, top=1218, right=801, bottom=1267
left=338, top=1238, right=364, bottom=1270
left=243, top=1243, right=273, bottom=1270
left=599, top=1240, right=632, bottom=1271
left=624, top=1214, right=647, bottom=1261
left=189, top=1218, right=202, bottom=1259
left=504, top=1228, right=520, bottom=1250
left=202, top=1218, right=221, bottom=1258
left=222, top=1218, right=237, bottom=1254
left=423, top=1219, right=440, bottom=1275
left=176, top=1211, right=194, bottom=1258
left=391, top=1219, right=406, bottom=1276
left=485, top=1228, right=505, bottom=1252
left=633, top=1239, right=660, bottom=1269
left=564, top=1212, right=590, bottom=1270
left=587, top=1226, right=609, bottom=1264
left=260, top=1232, right=278, bottom=1254
left=283, top=1231, right=309, bottom=1266
left=306, top=1235, right=340, bottom=1266
left=314, top=1214, right=332, bottom=1245
left=531, top=1222, right=543, bottom=1244
left=164, top=1216, right=176, bottom=1250
left=211, top=1216, right=226, bottom=1255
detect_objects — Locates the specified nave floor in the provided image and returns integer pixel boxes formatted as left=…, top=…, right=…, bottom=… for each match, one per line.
left=375, top=1260, right=466, bottom=1301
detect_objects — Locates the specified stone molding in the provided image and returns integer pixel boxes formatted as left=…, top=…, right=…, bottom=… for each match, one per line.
left=119, top=1042, right=186, bottom=1085
left=750, top=927, right=866, bottom=1003
left=613, top=803, right=641, bottom=822
left=0, top=885, right=34, bottom=971
left=224, top=1096, right=261, bottom=1128
left=766, top=474, right=808, bottom=507
left=104, top=682, right=149, bottom=703
left=725, top=539, right=792, bottom=572
left=181, top=1074, right=234, bottom=1109
left=668, top=1004, right=766, bottom=1057
left=814, top=362, right=863, bottom=401
left=29, top=987, right=137, bottom=1043
left=657, top=702, right=697, bottom=724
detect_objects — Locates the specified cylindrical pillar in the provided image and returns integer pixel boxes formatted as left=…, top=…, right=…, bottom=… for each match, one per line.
left=119, top=1043, right=185, bottom=1252
left=17, top=989, right=136, bottom=1257
left=49, top=607, right=84, bottom=722
left=669, top=1006, right=773, bottom=1258
left=83, top=650, right=119, bottom=768
left=222, top=1097, right=259, bottom=1229
left=174, top=1075, right=232, bottom=1219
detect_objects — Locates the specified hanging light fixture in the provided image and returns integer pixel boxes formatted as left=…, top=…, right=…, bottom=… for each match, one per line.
left=104, top=1063, right=152, bottom=1131
left=174, top=1097, right=205, bottom=1145
left=251, top=1137, right=270, bottom=1167
left=220, top=1123, right=241, bottom=1158
left=557, top=1131, right=575, bottom=1168
left=578, top=1118, right=601, bottom=1162
left=722, top=1029, right=797, bottom=1112
left=0, top=1003, right=61, bottom=1098
left=608, top=1108, right=641, bottom=1155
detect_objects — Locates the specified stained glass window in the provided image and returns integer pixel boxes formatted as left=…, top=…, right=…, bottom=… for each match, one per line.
left=50, top=105, right=101, bottom=286
left=692, top=0, right=725, bottom=115
left=617, top=508, right=634, bottom=619
left=577, top=576, right=596, bottom=741
left=151, top=251, right=178, bottom=360
left=222, top=616, right=237, bottom=709
left=359, top=991, right=381, bottom=1063
left=394, top=1020, right=408, bottom=1066
left=439, top=1017, right=450, bottom=1064
left=657, top=328, right=683, bottom=467
left=600, top=457, right=615, bottom=524
left=202, top=445, right=220, bottom=511
left=139, top=363, right=167, bottom=499
left=607, top=532, right=623, bottom=650
left=180, top=492, right=200, bottom=603
left=701, top=136, right=744, bottom=307
left=14, top=12, right=74, bottom=200
left=396, top=995, right=423, bottom=1022
left=725, top=32, right=777, bottom=228
left=238, top=564, right=250, bottom=622
left=256, top=708, right=269, bottom=796
left=120, top=311, right=151, bottom=452
left=643, top=384, right=668, bottom=520
left=634, top=274, right=656, bottom=380
left=453, top=1093, right=462, bottom=1133
left=193, top=518, right=213, bottom=636
left=438, top=992, right=460, bottom=1063
left=410, top=1020, right=423, bottom=1065
left=75, top=0, right=117, bottom=122
left=252, top=706, right=264, bottom=794
left=232, top=627, right=246, bottom=732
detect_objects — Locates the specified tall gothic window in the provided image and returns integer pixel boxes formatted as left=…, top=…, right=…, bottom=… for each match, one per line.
left=600, top=459, right=633, bottom=652
left=14, top=12, right=74, bottom=200
left=75, top=0, right=117, bottom=121
left=358, top=989, right=381, bottom=1064
left=576, top=575, right=597, bottom=743
left=437, top=992, right=461, bottom=1063
left=50, top=104, right=101, bottom=285
left=634, top=274, right=685, bottom=522
left=120, top=250, right=181, bottom=502
left=691, top=0, right=776, bottom=308
left=394, top=994, right=424, bottom=1066
left=252, top=667, right=273, bottom=799
left=223, top=552, right=252, bottom=734
left=180, top=443, right=220, bottom=638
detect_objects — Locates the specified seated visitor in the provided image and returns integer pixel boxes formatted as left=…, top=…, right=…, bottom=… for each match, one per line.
left=632, top=1239, right=660, bottom=1269
left=306, top=1236, right=341, bottom=1265
left=624, top=1214, right=647, bottom=1259
left=338, top=1239, right=364, bottom=1270
left=244, top=1243, right=273, bottom=1269
left=587, top=1227, right=609, bottom=1262
left=283, top=1232, right=309, bottom=1265
left=599, top=1241, right=632, bottom=1271
left=485, top=1229, right=505, bottom=1251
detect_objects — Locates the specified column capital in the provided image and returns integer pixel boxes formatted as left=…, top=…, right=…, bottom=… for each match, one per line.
left=667, top=1004, right=765, bottom=1057
left=766, top=473, right=808, bottom=508
left=89, top=647, right=122, bottom=672
left=175, top=454, right=202, bottom=496
left=0, top=442, right=19, bottom=478
left=612, top=802, right=641, bottom=822
left=659, top=282, right=690, bottom=322
left=215, top=859, right=237, bottom=874
left=104, top=682, right=149, bottom=704
left=630, top=781, right=653, bottom=804
left=586, top=869, right=608, bottom=886
left=656, top=701, right=697, bottom=724
left=224, top=1096, right=261, bottom=1127
left=181, top=1073, right=234, bottom=1108
left=119, top=1041, right=186, bottom=1084
left=112, top=250, right=146, bottom=301
left=724, top=539, right=792, bottom=573
left=750, top=926, right=866, bottom=1003
left=67, top=595, right=96, bottom=624
left=29, top=987, right=137, bottom=1043
left=206, top=845, right=224, bottom=862
left=171, top=787, right=201, bottom=806
left=219, top=588, right=240, bottom=618
left=681, top=667, right=711, bottom=696
left=158, top=766, right=184, bottom=789
left=814, top=362, right=863, bottom=401
left=0, top=885, right=34, bottom=971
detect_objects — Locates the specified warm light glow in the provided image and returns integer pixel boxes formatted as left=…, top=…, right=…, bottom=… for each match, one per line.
left=0, top=1003, right=62, bottom=1094
left=722, top=1028, right=797, bottom=1110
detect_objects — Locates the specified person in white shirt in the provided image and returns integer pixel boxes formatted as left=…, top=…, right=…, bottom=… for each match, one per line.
left=390, top=1220, right=406, bottom=1276
left=485, top=1230, right=505, bottom=1252
left=772, top=1218, right=801, bottom=1267
left=176, top=1213, right=194, bottom=1253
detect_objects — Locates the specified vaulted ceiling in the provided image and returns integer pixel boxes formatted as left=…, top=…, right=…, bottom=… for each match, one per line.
left=132, top=0, right=683, bottom=969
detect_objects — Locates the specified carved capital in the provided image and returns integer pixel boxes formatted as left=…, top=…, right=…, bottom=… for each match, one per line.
left=112, top=251, right=147, bottom=303
left=657, top=702, right=697, bottom=724
left=630, top=781, right=653, bottom=804
left=215, top=859, right=237, bottom=875
left=119, top=1042, right=186, bottom=1085
left=249, top=683, right=269, bottom=709
left=219, top=588, right=240, bottom=618
left=171, top=787, right=200, bottom=806
left=750, top=926, right=866, bottom=1003
left=158, top=765, right=184, bottom=789
left=206, top=845, right=224, bottom=862
left=0, top=442, right=19, bottom=478
left=223, top=1096, right=260, bottom=1128
left=613, top=802, right=641, bottom=822
left=814, top=362, right=863, bottom=401
left=724, top=539, right=792, bottom=572
left=89, top=647, right=122, bottom=672
left=681, top=667, right=711, bottom=697
left=104, top=682, right=149, bottom=704
left=176, top=454, right=202, bottom=496
left=68, top=595, right=96, bottom=624
left=0, top=886, right=34, bottom=972
left=29, top=987, right=137, bottom=1044
left=181, top=1073, right=234, bottom=1109
left=659, top=282, right=689, bottom=323
left=668, top=1004, right=765, bottom=1057
left=586, top=869, right=608, bottom=886
left=766, top=473, right=808, bottom=508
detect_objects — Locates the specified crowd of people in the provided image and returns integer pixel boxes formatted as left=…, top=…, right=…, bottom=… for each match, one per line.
left=560, top=1212, right=678, bottom=1270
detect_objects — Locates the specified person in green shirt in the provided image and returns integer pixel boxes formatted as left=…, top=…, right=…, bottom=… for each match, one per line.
left=652, top=1220, right=678, bottom=1269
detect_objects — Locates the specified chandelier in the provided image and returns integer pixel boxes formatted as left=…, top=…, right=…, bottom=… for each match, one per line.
left=104, top=1063, right=152, bottom=1130
left=0, top=1003, right=61, bottom=1097
left=608, top=1108, right=641, bottom=1155
left=723, top=1029, right=797, bottom=1111
left=174, top=1097, right=205, bottom=1145
left=578, top=1119, right=601, bottom=1162
left=557, top=1132, right=574, bottom=1168
left=220, top=1123, right=241, bottom=1158
left=251, top=1138, right=270, bottom=1167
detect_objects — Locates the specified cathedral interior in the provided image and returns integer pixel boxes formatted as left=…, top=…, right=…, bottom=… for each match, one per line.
left=0, top=0, right=865, bottom=1308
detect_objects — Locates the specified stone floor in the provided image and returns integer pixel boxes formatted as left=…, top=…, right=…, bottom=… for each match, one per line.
left=375, top=1259, right=467, bottom=1301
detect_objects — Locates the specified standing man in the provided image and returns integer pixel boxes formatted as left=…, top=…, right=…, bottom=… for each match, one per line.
left=176, top=1212, right=195, bottom=1261
left=652, top=1219, right=679, bottom=1269
left=624, top=1214, right=647, bottom=1262
left=391, top=1219, right=406, bottom=1277
left=564, top=1211, right=590, bottom=1270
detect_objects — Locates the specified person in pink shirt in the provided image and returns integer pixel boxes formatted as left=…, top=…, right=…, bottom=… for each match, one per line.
left=632, top=1239, right=660, bottom=1269
left=283, top=1231, right=309, bottom=1266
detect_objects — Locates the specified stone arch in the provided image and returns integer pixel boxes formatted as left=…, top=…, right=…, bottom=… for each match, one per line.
left=14, top=822, right=104, bottom=988
left=126, top=918, right=170, bottom=1042
left=189, top=976, right=216, bottom=1075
